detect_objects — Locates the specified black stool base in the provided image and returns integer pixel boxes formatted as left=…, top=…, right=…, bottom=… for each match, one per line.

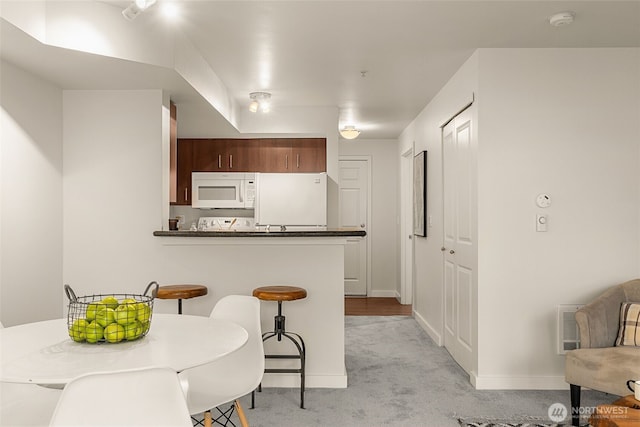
left=253, top=301, right=306, bottom=409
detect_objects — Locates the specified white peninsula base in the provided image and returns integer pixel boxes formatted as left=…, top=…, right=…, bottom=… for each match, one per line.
left=156, top=236, right=350, bottom=389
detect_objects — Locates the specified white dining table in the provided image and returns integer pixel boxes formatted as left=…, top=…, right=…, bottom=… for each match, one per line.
left=0, top=314, right=248, bottom=385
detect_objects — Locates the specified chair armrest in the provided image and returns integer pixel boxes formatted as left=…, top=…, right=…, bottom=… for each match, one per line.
left=576, top=285, right=626, bottom=348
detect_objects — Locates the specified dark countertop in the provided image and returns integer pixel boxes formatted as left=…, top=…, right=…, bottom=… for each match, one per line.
left=153, top=229, right=366, bottom=238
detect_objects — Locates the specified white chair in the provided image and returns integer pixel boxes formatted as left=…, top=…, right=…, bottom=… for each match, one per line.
left=178, top=295, right=264, bottom=427
left=48, top=367, right=192, bottom=427
left=1, top=321, right=62, bottom=427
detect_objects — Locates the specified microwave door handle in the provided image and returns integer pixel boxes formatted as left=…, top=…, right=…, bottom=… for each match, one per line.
left=238, top=180, right=243, bottom=203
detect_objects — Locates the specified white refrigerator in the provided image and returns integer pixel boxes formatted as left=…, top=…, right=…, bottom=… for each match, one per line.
left=255, top=173, right=327, bottom=227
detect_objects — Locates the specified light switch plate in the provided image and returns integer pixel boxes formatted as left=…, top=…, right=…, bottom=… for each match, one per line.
left=536, top=214, right=548, bottom=232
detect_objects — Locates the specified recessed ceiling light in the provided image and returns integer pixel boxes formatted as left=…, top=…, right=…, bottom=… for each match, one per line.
left=161, top=3, right=179, bottom=19
left=122, top=0, right=156, bottom=21
left=549, top=12, right=575, bottom=27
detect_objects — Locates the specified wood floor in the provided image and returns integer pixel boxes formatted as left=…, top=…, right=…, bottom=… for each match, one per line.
left=344, top=297, right=412, bottom=316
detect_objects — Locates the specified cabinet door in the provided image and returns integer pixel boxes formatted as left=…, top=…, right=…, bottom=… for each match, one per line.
left=192, top=139, right=227, bottom=171
left=226, top=139, right=261, bottom=172
left=292, top=138, right=326, bottom=172
left=174, top=139, right=193, bottom=205
left=259, top=139, right=292, bottom=172
left=242, top=139, right=262, bottom=171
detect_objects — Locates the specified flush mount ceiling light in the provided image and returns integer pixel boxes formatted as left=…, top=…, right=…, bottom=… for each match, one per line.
left=122, top=0, right=157, bottom=21
left=249, top=92, right=271, bottom=113
left=549, top=11, right=575, bottom=27
left=340, top=126, right=361, bottom=140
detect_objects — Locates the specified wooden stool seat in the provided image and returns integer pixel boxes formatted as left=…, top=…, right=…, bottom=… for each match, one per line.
left=156, top=284, right=208, bottom=300
left=252, top=286, right=307, bottom=302
left=156, top=284, right=208, bottom=314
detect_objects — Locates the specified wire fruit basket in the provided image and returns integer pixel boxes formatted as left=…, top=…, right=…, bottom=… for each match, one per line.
left=64, top=282, right=158, bottom=344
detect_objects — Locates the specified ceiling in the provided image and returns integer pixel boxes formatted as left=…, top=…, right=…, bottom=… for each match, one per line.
left=2, top=1, right=640, bottom=139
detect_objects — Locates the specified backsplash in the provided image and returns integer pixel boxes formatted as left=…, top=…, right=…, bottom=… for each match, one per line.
left=170, top=205, right=255, bottom=230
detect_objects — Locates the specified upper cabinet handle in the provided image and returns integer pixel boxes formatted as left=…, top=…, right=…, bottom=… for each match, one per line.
left=297, top=154, right=300, bottom=168
left=218, top=154, right=222, bottom=169
left=285, top=155, right=289, bottom=170
left=230, top=155, right=233, bottom=169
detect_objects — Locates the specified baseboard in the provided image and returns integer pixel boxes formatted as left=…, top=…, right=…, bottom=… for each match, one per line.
left=261, top=372, right=348, bottom=388
left=471, top=373, right=569, bottom=390
left=413, top=310, right=442, bottom=346
left=369, top=290, right=397, bottom=298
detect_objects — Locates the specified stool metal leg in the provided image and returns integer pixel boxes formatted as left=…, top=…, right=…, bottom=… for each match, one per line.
left=258, top=301, right=306, bottom=409
left=177, top=299, right=183, bottom=315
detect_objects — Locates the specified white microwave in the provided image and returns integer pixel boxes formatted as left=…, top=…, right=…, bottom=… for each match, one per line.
left=191, top=172, right=256, bottom=209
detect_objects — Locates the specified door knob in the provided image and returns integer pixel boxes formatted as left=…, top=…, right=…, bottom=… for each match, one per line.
left=360, top=224, right=365, bottom=228
left=449, top=250, right=455, bottom=254
left=409, top=235, right=413, bottom=240
left=441, top=247, right=446, bottom=252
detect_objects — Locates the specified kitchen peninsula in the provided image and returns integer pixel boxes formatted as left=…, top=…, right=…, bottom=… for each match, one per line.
left=154, top=229, right=365, bottom=238
left=153, top=228, right=365, bottom=389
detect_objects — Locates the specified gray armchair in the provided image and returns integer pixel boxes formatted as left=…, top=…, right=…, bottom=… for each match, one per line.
left=565, top=278, right=640, bottom=426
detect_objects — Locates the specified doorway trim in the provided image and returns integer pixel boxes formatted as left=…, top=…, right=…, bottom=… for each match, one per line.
left=339, top=155, right=372, bottom=297
left=400, top=147, right=414, bottom=305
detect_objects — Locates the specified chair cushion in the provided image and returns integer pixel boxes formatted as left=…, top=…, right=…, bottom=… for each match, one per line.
left=566, top=346, right=640, bottom=396
left=616, top=302, right=640, bottom=346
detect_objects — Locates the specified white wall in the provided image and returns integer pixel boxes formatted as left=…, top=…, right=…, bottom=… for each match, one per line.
left=398, top=52, right=478, bottom=344
left=63, top=90, right=166, bottom=292
left=0, top=60, right=63, bottom=326
left=474, top=48, right=640, bottom=389
left=339, top=139, right=399, bottom=296
left=400, top=47, right=640, bottom=389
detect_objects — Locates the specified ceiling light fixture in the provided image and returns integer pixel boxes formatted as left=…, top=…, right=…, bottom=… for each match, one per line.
left=340, top=126, right=361, bottom=140
left=122, top=0, right=157, bottom=21
left=549, top=11, right=575, bottom=27
left=249, top=92, right=271, bottom=113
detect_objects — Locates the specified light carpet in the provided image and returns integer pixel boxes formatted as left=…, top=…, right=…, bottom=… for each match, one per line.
left=225, top=316, right=610, bottom=427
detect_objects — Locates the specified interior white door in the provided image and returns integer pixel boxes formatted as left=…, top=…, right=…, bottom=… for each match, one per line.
left=400, top=149, right=414, bottom=305
left=339, top=160, right=368, bottom=296
left=442, top=107, right=475, bottom=374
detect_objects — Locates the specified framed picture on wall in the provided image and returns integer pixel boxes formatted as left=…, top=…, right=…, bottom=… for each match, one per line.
left=413, top=150, right=427, bottom=237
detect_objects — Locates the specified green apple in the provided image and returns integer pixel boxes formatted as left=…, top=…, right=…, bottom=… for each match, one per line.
left=124, top=321, right=143, bottom=341
left=85, top=303, right=101, bottom=321
left=69, top=319, right=88, bottom=342
left=120, top=298, right=137, bottom=306
left=85, top=321, right=104, bottom=343
left=95, top=307, right=115, bottom=328
left=101, top=296, right=119, bottom=310
left=140, top=320, right=151, bottom=335
left=114, top=304, right=137, bottom=325
left=104, top=323, right=125, bottom=343
left=136, top=303, right=151, bottom=323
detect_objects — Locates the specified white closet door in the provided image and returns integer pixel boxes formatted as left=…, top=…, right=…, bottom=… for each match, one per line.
left=443, top=107, right=476, bottom=374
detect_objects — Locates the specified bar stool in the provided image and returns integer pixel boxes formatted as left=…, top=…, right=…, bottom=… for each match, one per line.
left=252, top=285, right=307, bottom=409
left=155, top=284, right=208, bottom=314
